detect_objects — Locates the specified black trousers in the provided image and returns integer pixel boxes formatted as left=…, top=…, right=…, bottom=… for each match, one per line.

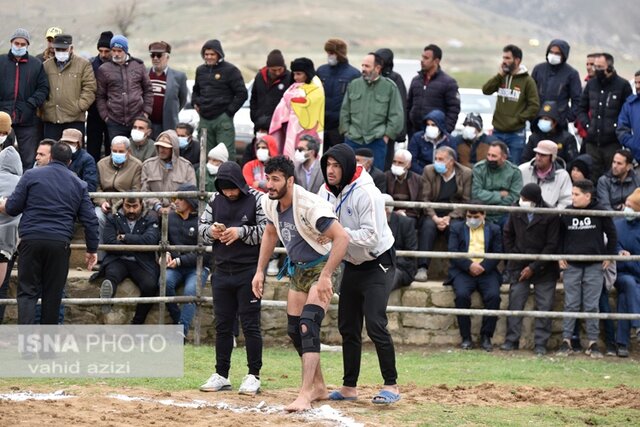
left=17, top=240, right=70, bottom=325
left=86, top=112, right=110, bottom=163
left=212, top=266, right=263, bottom=378
left=0, top=255, right=16, bottom=323
left=43, top=121, right=85, bottom=141
left=13, top=124, right=41, bottom=171
left=339, top=251, right=397, bottom=387
left=104, top=259, right=158, bottom=324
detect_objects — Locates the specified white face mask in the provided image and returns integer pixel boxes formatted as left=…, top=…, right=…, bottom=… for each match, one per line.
left=294, top=150, right=307, bottom=163
left=55, top=51, right=70, bottom=62
left=206, top=163, right=219, bottom=175
left=519, top=198, right=534, bottom=208
left=0, top=135, right=7, bottom=145
left=130, top=129, right=146, bottom=142
left=66, top=143, right=77, bottom=154
left=327, top=54, right=338, bottom=66
left=547, top=53, right=562, bottom=65
left=425, top=125, right=440, bottom=140
left=256, top=148, right=270, bottom=162
left=390, top=165, right=406, bottom=177
left=462, top=126, right=478, bottom=141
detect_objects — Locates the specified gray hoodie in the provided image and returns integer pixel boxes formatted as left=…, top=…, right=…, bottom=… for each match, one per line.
left=0, top=147, right=22, bottom=257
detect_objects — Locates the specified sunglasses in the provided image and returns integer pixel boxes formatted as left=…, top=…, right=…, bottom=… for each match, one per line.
left=150, top=52, right=164, bottom=59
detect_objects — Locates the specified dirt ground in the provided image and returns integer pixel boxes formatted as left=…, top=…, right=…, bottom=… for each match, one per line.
left=1, top=382, right=640, bottom=427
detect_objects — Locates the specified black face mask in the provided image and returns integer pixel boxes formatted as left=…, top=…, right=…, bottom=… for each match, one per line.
left=487, top=160, right=499, bottom=169
left=595, top=69, right=607, bottom=82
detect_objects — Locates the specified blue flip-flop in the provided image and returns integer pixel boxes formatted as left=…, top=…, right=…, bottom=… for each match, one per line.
left=371, top=390, right=401, bottom=404
left=328, top=390, right=357, bottom=401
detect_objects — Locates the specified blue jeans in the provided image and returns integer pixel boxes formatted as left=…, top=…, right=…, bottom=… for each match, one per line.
left=493, top=129, right=526, bottom=165
left=615, top=273, right=640, bottom=346
left=165, top=267, right=209, bottom=336
left=345, top=138, right=387, bottom=171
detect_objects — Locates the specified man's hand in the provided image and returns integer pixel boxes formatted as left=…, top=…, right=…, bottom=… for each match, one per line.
left=602, top=260, right=611, bottom=270
left=383, top=135, right=390, bottom=144
left=316, top=273, right=334, bottom=304
left=158, top=206, right=172, bottom=215
left=396, top=209, right=407, bottom=216
left=101, top=201, right=111, bottom=214
left=0, top=197, right=6, bottom=214
left=209, top=225, right=223, bottom=240
left=519, top=266, right=534, bottom=282
left=85, top=252, right=98, bottom=271
left=469, top=262, right=485, bottom=277
left=499, top=190, right=509, bottom=198
left=559, top=260, right=567, bottom=270
left=252, top=271, right=265, bottom=299
left=498, top=64, right=506, bottom=76
left=317, top=235, right=331, bottom=245
left=220, top=227, right=240, bottom=245
left=619, top=250, right=631, bottom=257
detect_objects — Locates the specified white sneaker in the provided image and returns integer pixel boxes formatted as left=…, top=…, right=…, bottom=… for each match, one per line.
left=267, top=259, right=279, bottom=276
left=238, top=374, right=261, bottom=395
left=199, top=373, right=232, bottom=392
left=415, top=268, right=428, bottom=282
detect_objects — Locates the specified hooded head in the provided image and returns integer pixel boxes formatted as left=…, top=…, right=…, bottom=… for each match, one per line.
left=0, top=146, right=22, bottom=178
left=375, top=48, right=395, bottom=76
left=214, top=161, right=249, bottom=197
left=569, top=154, right=593, bottom=183
left=537, top=101, right=561, bottom=122
left=520, top=183, right=543, bottom=206
left=546, top=39, right=570, bottom=64
left=201, top=39, right=225, bottom=61
left=154, top=129, right=180, bottom=163
left=423, top=109, right=447, bottom=135
left=176, top=183, right=198, bottom=210
left=321, top=144, right=357, bottom=197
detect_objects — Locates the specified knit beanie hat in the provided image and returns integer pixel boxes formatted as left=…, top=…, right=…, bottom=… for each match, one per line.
left=324, top=38, right=348, bottom=62
left=10, top=28, right=31, bottom=45
left=570, top=156, right=592, bottom=181
left=463, top=113, right=483, bottom=132
left=207, top=143, right=229, bottom=162
left=520, top=183, right=542, bottom=205
left=97, top=31, right=113, bottom=49
left=177, top=183, right=198, bottom=210
left=266, top=49, right=285, bottom=67
left=290, top=57, right=315, bottom=82
left=0, top=112, right=12, bottom=134
left=110, top=35, right=128, bottom=53
left=626, top=188, right=640, bottom=212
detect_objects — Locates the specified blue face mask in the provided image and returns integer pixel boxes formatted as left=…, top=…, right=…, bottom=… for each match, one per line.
left=434, top=161, right=447, bottom=174
left=11, top=45, right=27, bottom=57
left=538, top=119, right=553, bottom=133
left=624, top=206, right=637, bottom=222
left=111, top=152, right=127, bottom=165
left=178, top=137, right=189, bottom=149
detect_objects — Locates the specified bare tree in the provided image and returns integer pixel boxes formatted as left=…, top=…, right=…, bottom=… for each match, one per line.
left=112, top=1, right=138, bottom=38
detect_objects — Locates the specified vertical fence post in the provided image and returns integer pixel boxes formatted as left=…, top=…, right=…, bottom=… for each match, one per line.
left=158, top=210, right=169, bottom=324
left=194, top=128, right=208, bottom=346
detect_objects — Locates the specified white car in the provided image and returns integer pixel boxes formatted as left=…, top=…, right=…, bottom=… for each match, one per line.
left=453, top=88, right=496, bottom=136
left=178, top=79, right=255, bottom=158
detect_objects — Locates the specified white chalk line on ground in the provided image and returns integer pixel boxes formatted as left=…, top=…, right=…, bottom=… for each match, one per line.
left=0, top=390, right=73, bottom=401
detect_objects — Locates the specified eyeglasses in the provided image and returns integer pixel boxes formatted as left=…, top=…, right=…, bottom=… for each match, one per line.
left=150, top=53, right=164, bottom=59
left=296, top=147, right=308, bottom=152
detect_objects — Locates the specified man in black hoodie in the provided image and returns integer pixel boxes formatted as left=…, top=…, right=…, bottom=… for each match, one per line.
left=192, top=40, right=247, bottom=159
left=556, top=179, right=617, bottom=358
left=531, top=39, right=582, bottom=127
left=198, top=161, right=265, bottom=396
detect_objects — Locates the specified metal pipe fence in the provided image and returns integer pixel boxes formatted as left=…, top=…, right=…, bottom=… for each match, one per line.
left=7, top=170, right=640, bottom=338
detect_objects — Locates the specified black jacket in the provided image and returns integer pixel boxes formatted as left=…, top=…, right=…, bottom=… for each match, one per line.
left=559, top=200, right=617, bottom=262
left=180, top=140, right=200, bottom=169
left=407, top=68, right=460, bottom=135
left=531, top=39, right=582, bottom=124
left=388, top=212, right=417, bottom=281
left=0, top=51, right=49, bottom=126
left=102, top=209, right=161, bottom=276
left=522, top=128, right=579, bottom=166
left=88, top=56, right=108, bottom=120
left=504, top=202, right=560, bottom=281
left=199, top=161, right=265, bottom=270
left=250, top=67, right=292, bottom=132
left=577, top=72, right=633, bottom=146
left=192, top=40, right=247, bottom=120
left=377, top=49, right=408, bottom=141
left=168, top=210, right=211, bottom=268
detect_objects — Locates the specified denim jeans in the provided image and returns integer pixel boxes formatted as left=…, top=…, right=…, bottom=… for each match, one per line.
left=165, top=266, right=209, bottom=336
left=345, top=137, right=387, bottom=171
left=493, top=129, right=526, bottom=165
left=615, top=273, right=640, bottom=346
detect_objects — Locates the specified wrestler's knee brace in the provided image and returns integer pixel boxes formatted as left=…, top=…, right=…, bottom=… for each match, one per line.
left=300, top=304, right=325, bottom=354
left=287, top=314, right=302, bottom=356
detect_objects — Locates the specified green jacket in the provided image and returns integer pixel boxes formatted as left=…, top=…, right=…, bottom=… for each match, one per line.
left=130, top=138, right=156, bottom=163
left=472, top=159, right=523, bottom=222
left=339, top=76, right=404, bottom=143
left=482, top=65, right=539, bottom=132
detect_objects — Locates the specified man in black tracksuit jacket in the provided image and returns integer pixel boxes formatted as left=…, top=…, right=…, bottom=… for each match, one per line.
left=198, top=161, right=266, bottom=393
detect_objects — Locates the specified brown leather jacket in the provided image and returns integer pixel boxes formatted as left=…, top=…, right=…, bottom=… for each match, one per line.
left=421, top=162, right=472, bottom=219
